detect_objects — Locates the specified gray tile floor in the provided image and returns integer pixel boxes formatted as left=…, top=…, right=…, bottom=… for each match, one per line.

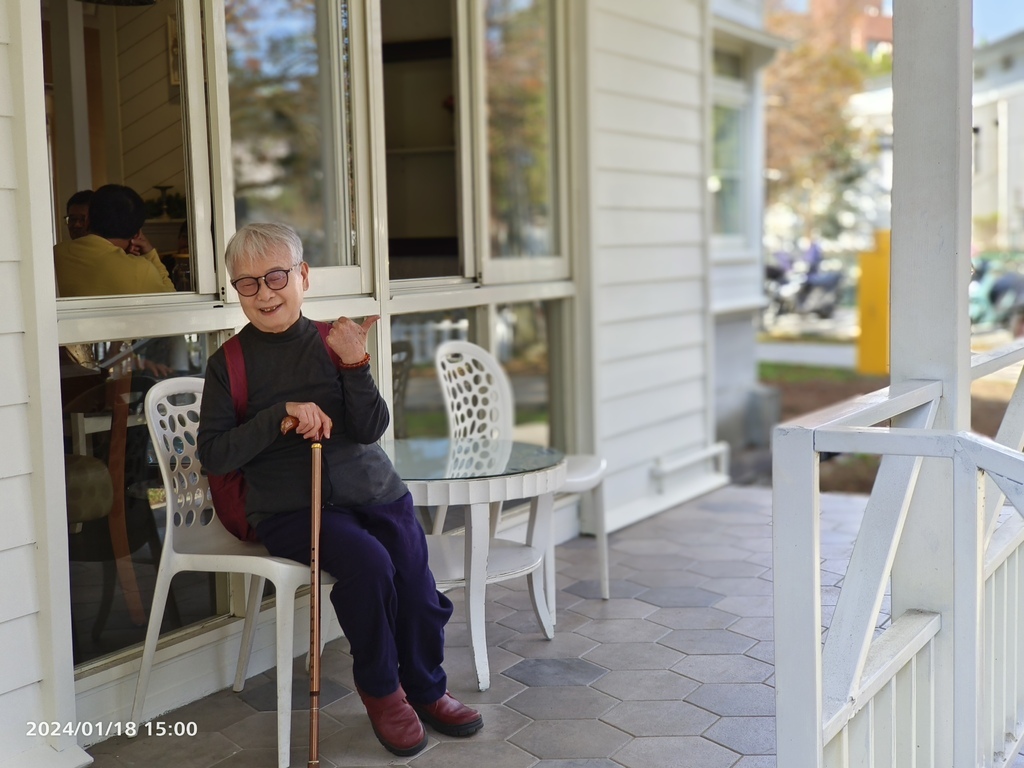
left=84, top=485, right=871, bottom=768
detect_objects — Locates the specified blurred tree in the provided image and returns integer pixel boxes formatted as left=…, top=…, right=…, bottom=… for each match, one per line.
left=764, top=0, right=868, bottom=240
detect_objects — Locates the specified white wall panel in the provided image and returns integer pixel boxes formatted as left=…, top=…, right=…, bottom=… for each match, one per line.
left=710, top=259, right=765, bottom=310
left=601, top=411, right=708, bottom=472
left=0, top=404, right=30, bottom=479
left=593, top=92, right=701, bottom=143
left=594, top=131, right=701, bottom=175
left=0, top=264, right=24, bottom=333
left=585, top=0, right=722, bottom=532
left=597, top=313, right=704, bottom=360
left=594, top=50, right=701, bottom=104
left=594, top=167, right=703, bottom=208
left=0, top=117, right=14, bottom=188
left=600, top=345, right=706, bottom=401
left=0, top=334, right=27, bottom=406
left=597, top=244, right=704, bottom=285
left=593, top=11, right=701, bottom=71
left=0, top=614, right=42, bottom=695
left=0, top=190, right=16, bottom=258
left=0, top=475, right=36, bottom=553
left=0, top=43, right=11, bottom=117
left=595, top=0, right=701, bottom=34
left=0, top=545, right=40, bottom=622
left=598, top=280, right=704, bottom=323
left=595, top=209, right=704, bottom=247
left=0, top=681, right=44, bottom=759
left=601, top=379, right=706, bottom=438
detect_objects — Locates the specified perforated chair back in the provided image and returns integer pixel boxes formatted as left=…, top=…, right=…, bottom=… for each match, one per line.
left=435, top=340, right=515, bottom=441
left=145, top=377, right=240, bottom=552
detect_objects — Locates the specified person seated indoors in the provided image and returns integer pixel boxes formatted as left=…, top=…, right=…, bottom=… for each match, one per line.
left=196, top=223, right=483, bottom=757
left=64, top=189, right=93, bottom=240
left=54, top=184, right=175, bottom=298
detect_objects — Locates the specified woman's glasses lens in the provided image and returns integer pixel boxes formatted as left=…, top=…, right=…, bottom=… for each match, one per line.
left=232, top=268, right=293, bottom=296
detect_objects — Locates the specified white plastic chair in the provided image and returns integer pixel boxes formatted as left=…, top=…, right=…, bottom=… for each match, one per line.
left=131, top=377, right=332, bottom=768
left=435, top=341, right=610, bottom=599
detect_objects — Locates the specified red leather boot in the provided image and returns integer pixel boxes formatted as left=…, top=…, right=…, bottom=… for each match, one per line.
left=357, top=685, right=428, bottom=756
left=411, top=691, right=484, bottom=737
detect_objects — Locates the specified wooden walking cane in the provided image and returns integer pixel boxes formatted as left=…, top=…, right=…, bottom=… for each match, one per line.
left=308, top=437, right=323, bottom=768
left=281, top=415, right=323, bottom=768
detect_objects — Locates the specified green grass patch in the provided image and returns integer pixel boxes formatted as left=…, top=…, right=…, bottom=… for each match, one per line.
left=404, top=406, right=549, bottom=438
left=758, top=362, right=869, bottom=384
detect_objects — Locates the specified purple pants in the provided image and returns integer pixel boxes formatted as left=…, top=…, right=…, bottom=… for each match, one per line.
left=255, top=492, right=453, bottom=703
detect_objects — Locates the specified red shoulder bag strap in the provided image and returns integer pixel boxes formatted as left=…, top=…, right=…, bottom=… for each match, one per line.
left=222, top=335, right=248, bottom=420
left=314, top=320, right=342, bottom=368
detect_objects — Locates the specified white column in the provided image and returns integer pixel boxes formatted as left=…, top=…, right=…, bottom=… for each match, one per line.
left=888, top=1, right=973, bottom=765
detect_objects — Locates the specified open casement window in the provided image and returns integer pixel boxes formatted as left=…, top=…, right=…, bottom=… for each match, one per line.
left=380, top=0, right=569, bottom=286
left=47, top=0, right=216, bottom=306
left=469, top=0, right=569, bottom=284
left=215, top=0, right=368, bottom=298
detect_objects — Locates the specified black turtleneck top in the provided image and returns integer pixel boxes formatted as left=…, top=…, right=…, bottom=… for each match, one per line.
left=197, top=315, right=407, bottom=527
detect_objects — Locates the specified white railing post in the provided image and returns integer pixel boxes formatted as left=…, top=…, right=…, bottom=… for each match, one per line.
left=773, top=424, right=824, bottom=768
left=952, top=442, right=986, bottom=767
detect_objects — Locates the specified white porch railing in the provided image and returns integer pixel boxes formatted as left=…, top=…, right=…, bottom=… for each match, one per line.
left=774, top=339, right=1024, bottom=767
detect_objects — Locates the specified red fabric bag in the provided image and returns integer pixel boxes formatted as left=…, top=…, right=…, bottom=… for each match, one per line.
left=207, top=322, right=339, bottom=541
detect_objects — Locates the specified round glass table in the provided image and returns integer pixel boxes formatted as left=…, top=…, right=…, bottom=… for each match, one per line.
left=381, top=438, right=566, bottom=691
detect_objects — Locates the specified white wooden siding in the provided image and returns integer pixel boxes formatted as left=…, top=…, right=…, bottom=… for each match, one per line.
left=0, top=1, right=89, bottom=765
left=588, top=0, right=725, bottom=531
left=0, top=11, right=44, bottom=760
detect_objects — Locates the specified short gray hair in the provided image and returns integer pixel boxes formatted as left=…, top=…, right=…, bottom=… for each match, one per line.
left=225, top=223, right=303, bottom=276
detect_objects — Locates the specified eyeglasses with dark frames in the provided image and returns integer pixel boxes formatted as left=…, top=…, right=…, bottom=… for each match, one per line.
left=230, top=265, right=299, bottom=297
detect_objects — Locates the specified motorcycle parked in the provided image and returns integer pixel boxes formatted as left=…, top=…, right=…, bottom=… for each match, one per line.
left=970, top=256, right=1024, bottom=335
left=763, top=252, right=844, bottom=326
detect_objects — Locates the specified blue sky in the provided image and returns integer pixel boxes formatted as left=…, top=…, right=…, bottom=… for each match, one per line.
left=974, top=0, right=1024, bottom=44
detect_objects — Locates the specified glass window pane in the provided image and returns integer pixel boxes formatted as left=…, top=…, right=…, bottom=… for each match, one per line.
left=712, top=105, right=744, bottom=236
left=498, top=302, right=550, bottom=446
left=225, top=0, right=353, bottom=268
left=486, top=0, right=557, bottom=259
left=62, top=332, right=221, bottom=666
left=46, top=1, right=198, bottom=297
left=390, top=310, right=472, bottom=438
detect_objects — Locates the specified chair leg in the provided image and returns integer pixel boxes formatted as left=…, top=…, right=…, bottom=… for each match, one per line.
left=131, top=565, right=174, bottom=724
left=489, top=500, right=503, bottom=538
left=234, top=575, right=265, bottom=692
left=430, top=504, right=450, bottom=535
left=592, top=485, right=610, bottom=600
left=527, top=493, right=555, bottom=639
left=274, top=587, right=297, bottom=768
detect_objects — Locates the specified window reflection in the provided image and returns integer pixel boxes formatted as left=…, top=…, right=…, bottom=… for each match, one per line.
left=62, top=332, right=219, bottom=665
left=390, top=310, right=471, bottom=437
left=486, top=0, right=556, bottom=259
left=44, top=0, right=197, bottom=296
left=497, top=302, right=550, bottom=445
left=225, top=0, right=354, bottom=268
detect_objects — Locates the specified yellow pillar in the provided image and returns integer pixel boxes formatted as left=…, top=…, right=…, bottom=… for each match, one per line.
left=857, top=229, right=890, bottom=375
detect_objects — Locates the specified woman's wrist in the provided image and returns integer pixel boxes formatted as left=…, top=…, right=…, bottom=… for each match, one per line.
left=338, top=352, right=370, bottom=370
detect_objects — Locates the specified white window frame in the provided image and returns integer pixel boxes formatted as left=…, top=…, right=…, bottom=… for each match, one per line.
left=468, top=0, right=571, bottom=285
